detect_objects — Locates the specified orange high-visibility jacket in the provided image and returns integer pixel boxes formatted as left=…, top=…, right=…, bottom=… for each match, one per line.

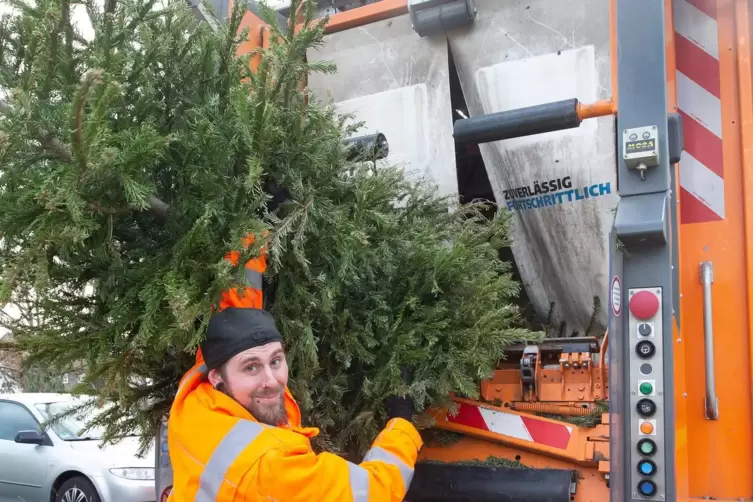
left=195, top=233, right=267, bottom=365
left=167, top=361, right=424, bottom=501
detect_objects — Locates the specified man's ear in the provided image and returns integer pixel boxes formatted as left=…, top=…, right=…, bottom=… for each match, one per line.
left=207, top=368, right=223, bottom=389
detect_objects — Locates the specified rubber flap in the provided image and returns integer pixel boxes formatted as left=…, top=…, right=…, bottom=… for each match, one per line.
left=405, top=462, right=574, bottom=502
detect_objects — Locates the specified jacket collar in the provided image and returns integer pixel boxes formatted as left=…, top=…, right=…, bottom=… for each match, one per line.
left=178, top=360, right=319, bottom=438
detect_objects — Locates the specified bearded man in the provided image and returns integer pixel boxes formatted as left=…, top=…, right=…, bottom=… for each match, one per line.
left=167, top=307, right=423, bottom=501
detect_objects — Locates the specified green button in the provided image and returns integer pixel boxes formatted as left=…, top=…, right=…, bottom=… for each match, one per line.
left=640, top=382, right=653, bottom=394
left=640, top=442, right=655, bottom=455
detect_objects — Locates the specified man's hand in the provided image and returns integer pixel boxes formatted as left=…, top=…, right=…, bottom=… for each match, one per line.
left=385, top=366, right=414, bottom=421
left=385, top=394, right=414, bottom=421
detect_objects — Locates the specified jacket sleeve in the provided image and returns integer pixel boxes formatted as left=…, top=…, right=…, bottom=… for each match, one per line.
left=255, top=418, right=423, bottom=502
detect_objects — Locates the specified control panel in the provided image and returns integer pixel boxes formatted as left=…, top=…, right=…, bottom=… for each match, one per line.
left=628, top=287, right=666, bottom=499
left=622, top=125, right=660, bottom=181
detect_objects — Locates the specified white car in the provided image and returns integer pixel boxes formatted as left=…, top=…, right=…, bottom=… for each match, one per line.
left=0, top=393, right=156, bottom=502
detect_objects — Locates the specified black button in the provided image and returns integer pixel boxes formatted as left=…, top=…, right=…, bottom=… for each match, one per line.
left=636, top=340, right=656, bottom=359
left=637, top=398, right=657, bottom=418
left=638, top=323, right=652, bottom=336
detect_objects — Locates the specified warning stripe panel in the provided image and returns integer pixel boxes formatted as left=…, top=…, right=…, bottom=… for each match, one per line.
left=677, top=72, right=723, bottom=139
left=479, top=406, right=532, bottom=442
left=685, top=0, right=717, bottom=20
left=674, top=0, right=724, bottom=224
left=520, top=415, right=572, bottom=449
left=674, top=0, right=719, bottom=59
left=680, top=186, right=723, bottom=224
left=678, top=110, right=724, bottom=178
left=675, top=34, right=721, bottom=99
left=447, top=401, right=490, bottom=431
left=445, top=402, right=572, bottom=450
left=679, top=151, right=726, bottom=219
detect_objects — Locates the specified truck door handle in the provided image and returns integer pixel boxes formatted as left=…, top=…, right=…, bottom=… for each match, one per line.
left=700, top=261, right=719, bottom=420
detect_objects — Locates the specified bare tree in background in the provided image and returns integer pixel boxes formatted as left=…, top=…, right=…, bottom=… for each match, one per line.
left=1, top=289, right=65, bottom=393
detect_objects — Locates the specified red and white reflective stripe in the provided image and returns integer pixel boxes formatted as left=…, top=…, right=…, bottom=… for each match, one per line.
left=674, top=0, right=725, bottom=223
left=445, top=402, right=573, bottom=450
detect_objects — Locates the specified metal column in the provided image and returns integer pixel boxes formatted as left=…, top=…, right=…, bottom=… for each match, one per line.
left=609, top=0, right=678, bottom=500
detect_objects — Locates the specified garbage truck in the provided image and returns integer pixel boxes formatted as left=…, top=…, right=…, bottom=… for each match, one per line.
left=156, top=0, right=753, bottom=500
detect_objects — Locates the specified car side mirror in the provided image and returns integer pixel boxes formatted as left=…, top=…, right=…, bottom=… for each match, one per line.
left=14, top=430, right=45, bottom=445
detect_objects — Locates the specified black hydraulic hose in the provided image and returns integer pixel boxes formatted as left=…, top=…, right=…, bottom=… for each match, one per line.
left=453, top=98, right=581, bottom=144
left=344, top=132, right=389, bottom=161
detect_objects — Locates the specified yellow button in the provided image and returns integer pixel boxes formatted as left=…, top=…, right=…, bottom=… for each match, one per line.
left=640, top=422, right=654, bottom=434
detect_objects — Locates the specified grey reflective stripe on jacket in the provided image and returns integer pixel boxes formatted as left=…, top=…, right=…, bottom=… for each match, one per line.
left=179, top=364, right=208, bottom=393
left=362, top=446, right=415, bottom=490
left=192, top=418, right=373, bottom=502
left=195, top=420, right=265, bottom=502
left=245, top=269, right=263, bottom=290
left=347, top=462, right=370, bottom=502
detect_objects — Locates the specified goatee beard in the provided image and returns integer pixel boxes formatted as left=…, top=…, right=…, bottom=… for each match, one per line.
left=217, top=384, right=288, bottom=426
left=247, top=393, right=287, bottom=426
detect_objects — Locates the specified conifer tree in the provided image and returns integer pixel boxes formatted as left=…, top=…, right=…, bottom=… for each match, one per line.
left=0, top=0, right=535, bottom=455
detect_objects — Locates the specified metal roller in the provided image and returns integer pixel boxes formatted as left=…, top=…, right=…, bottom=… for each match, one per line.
left=405, top=462, right=575, bottom=502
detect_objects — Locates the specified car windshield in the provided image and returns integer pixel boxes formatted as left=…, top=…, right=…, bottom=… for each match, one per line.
left=34, top=400, right=107, bottom=441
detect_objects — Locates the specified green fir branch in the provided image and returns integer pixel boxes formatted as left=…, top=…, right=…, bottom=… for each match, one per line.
left=0, top=0, right=537, bottom=456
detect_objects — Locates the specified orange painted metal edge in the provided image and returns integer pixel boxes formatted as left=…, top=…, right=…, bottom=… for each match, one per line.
left=321, top=0, right=408, bottom=34
left=577, top=99, right=615, bottom=120
left=418, top=437, right=607, bottom=502
left=737, top=0, right=753, bottom=444
left=662, top=0, right=690, bottom=498
left=678, top=0, right=753, bottom=496
left=609, top=0, right=618, bottom=109
left=425, top=397, right=606, bottom=466
left=230, top=0, right=269, bottom=71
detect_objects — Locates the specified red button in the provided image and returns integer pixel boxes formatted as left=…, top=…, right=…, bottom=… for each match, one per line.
left=629, top=291, right=660, bottom=320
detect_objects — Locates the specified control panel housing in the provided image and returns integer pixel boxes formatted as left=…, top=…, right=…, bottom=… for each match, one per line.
left=628, top=288, right=666, bottom=499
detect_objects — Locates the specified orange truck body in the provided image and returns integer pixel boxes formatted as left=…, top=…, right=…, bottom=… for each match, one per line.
left=155, top=0, right=753, bottom=500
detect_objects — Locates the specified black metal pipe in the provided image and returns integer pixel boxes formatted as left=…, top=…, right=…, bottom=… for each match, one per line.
left=344, top=132, right=389, bottom=161
left=405, top=462, right=574, bottom=502
left=453, top=98, right=581, bottom=144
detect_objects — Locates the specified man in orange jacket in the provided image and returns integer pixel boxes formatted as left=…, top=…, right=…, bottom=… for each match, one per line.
left=167, top=306, right=423, bottom=501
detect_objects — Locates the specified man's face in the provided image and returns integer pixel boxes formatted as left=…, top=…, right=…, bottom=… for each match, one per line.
left=208, top=341, right=289, bottom=426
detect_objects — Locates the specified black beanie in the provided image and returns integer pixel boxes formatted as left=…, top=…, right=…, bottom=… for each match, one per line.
left=201, top=308, right=283, bottom=370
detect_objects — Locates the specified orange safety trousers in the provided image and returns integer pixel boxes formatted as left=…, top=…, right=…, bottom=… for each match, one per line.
left=168, top=362, right=423, bottom=501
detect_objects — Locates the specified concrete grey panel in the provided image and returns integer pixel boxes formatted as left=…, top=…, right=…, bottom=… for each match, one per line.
left=306, top=14, right=457, bottom=197
left=447, top=0, right=616, bottom=336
